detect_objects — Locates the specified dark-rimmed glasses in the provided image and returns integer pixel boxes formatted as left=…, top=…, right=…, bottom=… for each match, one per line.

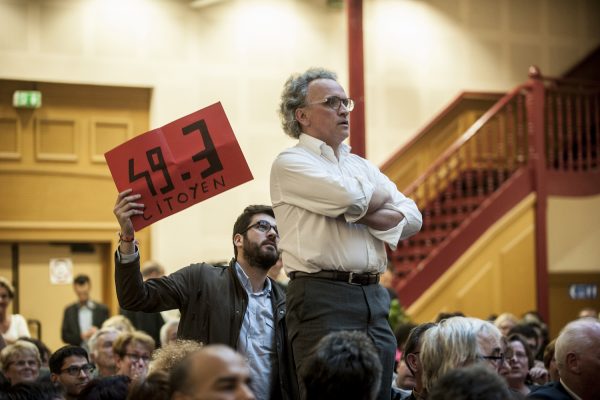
left=242, top=220, right=279, bottom=236
left=306, top=96, right=355, bottom=112
left=60, top=363, right=95, bottom=376
left=479, top=353, right=505, bottom=366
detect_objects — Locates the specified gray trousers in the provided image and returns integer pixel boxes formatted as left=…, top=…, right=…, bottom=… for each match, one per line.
left=286, top=277, right=396, bottom=400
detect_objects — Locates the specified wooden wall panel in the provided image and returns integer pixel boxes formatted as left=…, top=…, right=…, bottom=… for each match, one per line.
left=35, top=118, right=78, bottom=161
left=407, top=194, right=537, bottom=323
left=0, top=117, right=20, bottom=159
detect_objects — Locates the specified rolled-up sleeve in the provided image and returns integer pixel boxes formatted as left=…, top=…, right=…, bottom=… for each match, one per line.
left=271, top=150, right=374, bottom=220
left=366, top=168, right=422, bottom=248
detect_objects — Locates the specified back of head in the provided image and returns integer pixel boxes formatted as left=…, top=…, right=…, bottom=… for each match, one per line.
left=421, top=317, right=481, bottom=393
left=403, top=322, right=436, bottom=361
left=428, top=364, right=511, bottom=400
left=78, top=375, right=131, bottom=400
left=6, top=381, right=65, bottom=400
left=300, top=330, right=382, bottom=400
left=128, top=370, right=170, bottom=400
left=49, top=345, right=88, bottom=374
left=168, top=345, right=245, bottom=398
left=555, top=317, right=600, bottom=374
left=149, top=339, right=203, bottom=374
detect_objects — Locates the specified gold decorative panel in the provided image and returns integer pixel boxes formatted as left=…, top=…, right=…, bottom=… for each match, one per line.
left=35, top=118, right=78, bottom=161
left=90, top=119, right=131, bottom=163
left=0, top=117, right=21, bottom=159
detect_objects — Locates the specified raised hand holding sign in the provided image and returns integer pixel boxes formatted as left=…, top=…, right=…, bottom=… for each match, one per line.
left=105, top=102, right=253, bottom=231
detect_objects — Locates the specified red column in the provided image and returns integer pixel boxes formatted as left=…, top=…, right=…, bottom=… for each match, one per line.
left=347, top=0, right=366, bottom=158
left=526, top=66, right=550, bottom=323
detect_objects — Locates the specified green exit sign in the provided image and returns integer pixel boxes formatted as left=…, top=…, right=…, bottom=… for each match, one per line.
left=13, top=90, right=42, bottom=109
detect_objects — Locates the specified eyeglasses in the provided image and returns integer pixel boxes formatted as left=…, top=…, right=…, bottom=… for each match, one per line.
left=306, top=96, right=355, bottom=112
left=124, top=353, right=151, bottom=363
left=479, top=353, right=505, bottom=366
left=60, top=363, right=95, bottom=376
left=241, top=220, right=279, bottom=237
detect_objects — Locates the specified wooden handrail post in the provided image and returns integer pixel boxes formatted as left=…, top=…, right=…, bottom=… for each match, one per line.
left=347, top=0, right=366, bottom=158
left=526, top=66, right=550, bottom=324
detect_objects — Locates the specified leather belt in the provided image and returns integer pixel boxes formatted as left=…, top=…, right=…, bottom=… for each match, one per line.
left=288, top=270, right=380, bottom=285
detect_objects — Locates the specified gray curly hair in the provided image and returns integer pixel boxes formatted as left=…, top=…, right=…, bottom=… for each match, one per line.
left=279, top=67, right=338, bottom=138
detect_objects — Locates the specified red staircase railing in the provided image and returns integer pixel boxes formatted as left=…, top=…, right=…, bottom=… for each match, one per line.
left=389, top=67, right=600, bottom=317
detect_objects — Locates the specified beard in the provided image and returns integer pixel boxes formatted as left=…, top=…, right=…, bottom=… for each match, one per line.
left=243, top=238, right=279, bottom=270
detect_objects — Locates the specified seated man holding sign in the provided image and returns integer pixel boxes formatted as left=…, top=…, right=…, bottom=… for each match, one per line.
left=113, top=189, right=297, bottom=400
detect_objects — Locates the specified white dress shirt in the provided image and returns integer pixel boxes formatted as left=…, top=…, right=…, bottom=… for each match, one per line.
left=270, top=133, right=422, bottom=275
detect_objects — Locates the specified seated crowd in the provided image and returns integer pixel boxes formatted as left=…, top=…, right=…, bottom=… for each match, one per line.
left=0, top=302, right=598, bottom=400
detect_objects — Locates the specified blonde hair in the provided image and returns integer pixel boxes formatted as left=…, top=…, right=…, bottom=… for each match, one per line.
left=0, top=340, right=41, bottom=372
left=113, top=331, right=155, bottom=357
left=149, top=339, right=203, bottom=374
left=101, top=315, right=135, bottom=333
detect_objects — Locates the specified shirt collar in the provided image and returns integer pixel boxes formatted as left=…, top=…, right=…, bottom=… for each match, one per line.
left=560, top=379, right=582, bottom=400
left=298, top=133, right=351, bottom=160
left=78, top=300, right=95, bottom=309
left=234, top=262, right=272, bottom=295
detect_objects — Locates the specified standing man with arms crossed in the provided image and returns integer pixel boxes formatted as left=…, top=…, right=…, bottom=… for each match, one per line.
left=113, top=194, right=297, bottom=400
left=271, top=68, right=422, bottom=400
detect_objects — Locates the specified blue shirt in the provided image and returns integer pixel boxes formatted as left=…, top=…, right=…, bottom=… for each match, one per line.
left=235, top=263, right=275, bottom=400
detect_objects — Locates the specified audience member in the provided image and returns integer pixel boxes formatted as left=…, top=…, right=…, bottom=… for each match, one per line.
left=402, top=322, right=436, bottom=400
left=17, top=337, right=51, bottom=382
left=0, top=277, right=30, bottom=344
left=541, top=339, right=559, bottom=382
left=114, top=200, right=297, bottom=400
left=0, top=340, right=40, bottom=385
left=272, top=67, right=422, bottom=400
left=49, top=345, right=94, bottom=400
left=508, top=324, right=539, bottom=359
left=504, top=334, right=536, bottom=395
left=61, top=274, right=109, bottom=347
left=127, top=370, right=170, bottom=400
left=78, top=375, right=131, bottom=400
left=88, top=327, right=119, bottom=377
left=421, top=317, right=505, bottom=394
left=149, top=339, right=203, bottom=374
left=158, top=318, right=179, bottom=347
left=113, top=331, right=155, bottom=383
left=434, top=311, right=465, bottom=323
left=169, top=345, right=254, bottom=400
left=101, top=315, right=134, bottom=334
left=121, top=261, right=166, bottom=346
left=300, top=330, right=382, bottom=400
left=494, top=313, right=519, bottom=337
left=428, top=364, right=512, bottom=400
left=528, top=317, right=600, bottom=399
left=577, top=307, right=597, bottom=319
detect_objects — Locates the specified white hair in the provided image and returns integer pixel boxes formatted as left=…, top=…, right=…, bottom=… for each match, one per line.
left=555, top=317, right=600, bottom=369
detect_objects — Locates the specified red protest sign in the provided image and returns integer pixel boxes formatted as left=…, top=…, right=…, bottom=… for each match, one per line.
left=105, top=102, right=253, bottom=231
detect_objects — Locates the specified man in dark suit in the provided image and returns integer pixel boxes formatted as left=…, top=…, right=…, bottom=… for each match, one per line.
left=527, top=317, right=600, bottom=400
left=61, top=274, right=109, bottom=347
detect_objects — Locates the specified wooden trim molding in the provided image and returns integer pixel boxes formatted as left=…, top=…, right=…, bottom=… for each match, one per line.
left=35, top=117, right=79, bottom=162
left=0, top=116, right=22, bottom=160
